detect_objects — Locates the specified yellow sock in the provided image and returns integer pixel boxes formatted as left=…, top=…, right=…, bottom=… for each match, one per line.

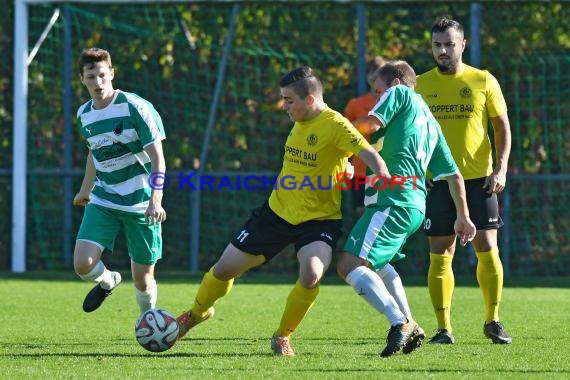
left=428, top=253, right=454, bottom=331
left=192, top=266, right=234, bottom=319
left=476, top=248, right=503, bottom=323
left=275, top=281, right=319, bottom=337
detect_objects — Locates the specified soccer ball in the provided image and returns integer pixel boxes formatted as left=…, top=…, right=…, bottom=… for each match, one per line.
left=135, top=308, right=180, bottom=352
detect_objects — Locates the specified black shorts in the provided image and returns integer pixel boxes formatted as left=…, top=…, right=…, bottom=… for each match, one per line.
left=231, top=202, right=343, bottom=262
left=424, top=177, right=503, bottom=236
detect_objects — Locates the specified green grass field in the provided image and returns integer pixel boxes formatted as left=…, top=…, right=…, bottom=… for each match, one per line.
left=1, top=272, right=569, bottom=379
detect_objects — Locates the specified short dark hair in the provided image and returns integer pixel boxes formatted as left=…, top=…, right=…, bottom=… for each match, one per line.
left=78, top=47, right=113, bottom=76
left=366, top=56, right=386, bottom=86
left=431, top=16, right=464, bottom=38
left=366, top=56, right=386, bottom=76
left=279, top=66, right=323, bottom=99
left=371, top=60, right=416, bottom=89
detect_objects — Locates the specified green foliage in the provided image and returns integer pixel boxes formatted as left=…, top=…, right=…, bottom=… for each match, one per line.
left=0, top=3, right=13, bottom=169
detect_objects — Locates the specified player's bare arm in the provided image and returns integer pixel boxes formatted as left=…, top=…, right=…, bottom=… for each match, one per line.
left=350, top=114, right=376, bottom=135
left=144, top=140, right=167, bottom=224
left=485, top=113, right=512, bottom=194
left=351, top=114, right=382, bottom=136
left=358, top=145, right=391, bottom=179
left=73, top=152, right=96, bottom=206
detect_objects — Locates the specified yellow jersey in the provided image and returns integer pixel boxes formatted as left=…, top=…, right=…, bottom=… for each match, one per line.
left=269, top=106, right=369, bottom=225
left=416, top=64, right=507, bottom=179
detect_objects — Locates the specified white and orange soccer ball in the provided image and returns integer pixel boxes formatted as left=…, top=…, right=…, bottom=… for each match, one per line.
left=134, top=308, right=179, bottom=352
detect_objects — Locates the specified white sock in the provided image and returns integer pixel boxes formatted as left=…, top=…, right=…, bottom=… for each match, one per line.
left=377, top=263, right=413, bottom=320
left=345, top=266, right=406, bottom=326
left=78, top=261, right=116, bottom=290
left=135, top=279, right=158, bottom=312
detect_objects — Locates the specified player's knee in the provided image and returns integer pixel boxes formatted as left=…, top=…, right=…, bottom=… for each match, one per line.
left=298, top=271, right=321, bottom=289
left=73, top=241, right=102, bottom=275
left=133, top=278, right=155, bottom=292
left=73, top=256, right=96, bottom=275
left=336, top=252, right=362, bottom=280
left=212, top=264, right=238, bottom=281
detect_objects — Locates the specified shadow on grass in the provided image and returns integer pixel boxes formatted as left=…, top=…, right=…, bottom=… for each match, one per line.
left=2, top=337, right=570, bottom=376
left=3, top=346, right=569, bottom=377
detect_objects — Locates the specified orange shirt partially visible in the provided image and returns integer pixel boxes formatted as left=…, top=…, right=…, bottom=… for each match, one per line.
left=344, top=92, right=377, bottom=176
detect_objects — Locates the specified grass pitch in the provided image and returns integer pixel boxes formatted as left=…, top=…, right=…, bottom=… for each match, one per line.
left=1, top=271, right=569, bottom=379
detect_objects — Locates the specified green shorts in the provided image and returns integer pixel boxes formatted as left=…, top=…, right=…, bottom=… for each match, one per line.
left=76, top=203, right=162, bottom=265
left=343, top=205, right=424, bottom=271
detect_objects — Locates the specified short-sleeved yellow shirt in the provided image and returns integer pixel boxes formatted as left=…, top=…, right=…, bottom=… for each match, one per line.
left=416, top=64, right=507, bottom=179
left=268, top=106, right=369, bottom=225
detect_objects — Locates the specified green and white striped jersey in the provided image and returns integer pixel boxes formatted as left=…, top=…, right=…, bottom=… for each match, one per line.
left=366, top=85, right=458, bottom=212
left=77, top=90, right=166, bottom=214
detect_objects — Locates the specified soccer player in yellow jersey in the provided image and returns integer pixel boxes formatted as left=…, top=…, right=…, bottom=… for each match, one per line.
left=176, top=66, right=389, bottom=356
left=416, top=17, right=513, bottom=345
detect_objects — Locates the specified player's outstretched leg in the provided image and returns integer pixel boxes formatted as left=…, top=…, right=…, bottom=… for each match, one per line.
left=83, top=271, right=122, bottom=312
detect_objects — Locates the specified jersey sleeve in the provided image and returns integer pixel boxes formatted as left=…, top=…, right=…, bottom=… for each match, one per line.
left=368, top=86, right=406, bottom=128
left=333, top=116, right=371, bottom=156
left=427, top=126, right=459, bottom=181
left=133, top=99, right=166, bottom=148
left=485, top=71, right=508, bottom=118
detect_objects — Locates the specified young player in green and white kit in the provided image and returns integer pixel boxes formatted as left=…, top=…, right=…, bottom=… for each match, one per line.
left=73, top=47, right=167, bottom=315
left=336, top=60, right=476, bottom=357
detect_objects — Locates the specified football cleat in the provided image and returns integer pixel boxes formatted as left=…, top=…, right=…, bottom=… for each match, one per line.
left=428, top=329, right=455, bottom=344
left=484, top=321, right=512, bottom=344
left=380, top=319, right=418, bottom=357
left=176, top=307, right=215, bottom=339
left=271, top=335, right=295, bottom=357
left=402, top=324, right=425, bottom=354
left=82, top=272, right=122, bottom=313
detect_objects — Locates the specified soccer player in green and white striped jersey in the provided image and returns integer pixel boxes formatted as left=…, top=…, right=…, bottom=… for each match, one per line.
left=337, top=60, right=476, bottom=357
left=73, top=48, right=166, bottom=315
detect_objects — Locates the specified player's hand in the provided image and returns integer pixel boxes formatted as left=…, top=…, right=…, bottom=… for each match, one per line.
left=454, top=217, right=476, bottom=246
left=145, top=203, right=166, bottom=225
left=73, top=192, right=90, bottom=206
left=425, top=178, right=434, bottom=189
left=483, top=170, right=507, bottom=194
